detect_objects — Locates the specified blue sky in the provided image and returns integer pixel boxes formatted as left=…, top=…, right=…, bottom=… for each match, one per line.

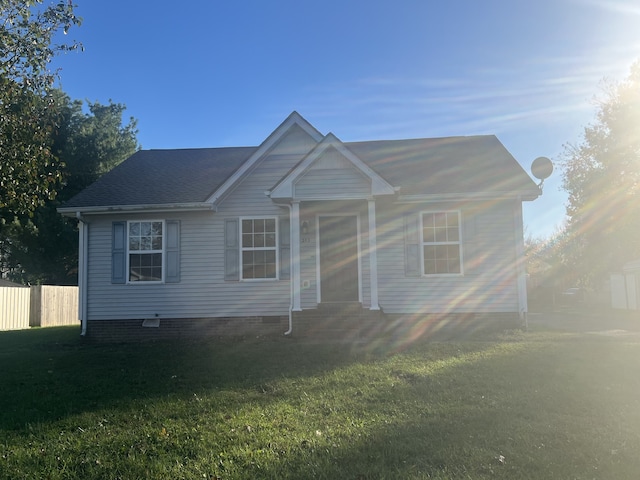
left=50, top=0, right=640, bottom=238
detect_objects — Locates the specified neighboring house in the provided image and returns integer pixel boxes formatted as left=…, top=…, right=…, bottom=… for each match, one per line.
left=58, top=112, right=541, bottom=341
left=611, top=260, right=640, bottom=310
left=0, top=278, right=27, bottom=287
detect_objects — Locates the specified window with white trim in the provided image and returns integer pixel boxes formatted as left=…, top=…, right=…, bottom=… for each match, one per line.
left=128, top=221, right=163, bottom=282
left=421, top=211, right=461, bottom=275
left=241, top=218, right=277, bottom=279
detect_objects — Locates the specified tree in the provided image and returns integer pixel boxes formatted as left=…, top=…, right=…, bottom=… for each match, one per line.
left=524, top=227, right=579, bottom=310
left=54, top=92, right=139, bottom=199
left=0, top=0, right=81, bottom=221
left=4, top=93, right=139, bottom=285
left=562, top=61, right=640, bottom=287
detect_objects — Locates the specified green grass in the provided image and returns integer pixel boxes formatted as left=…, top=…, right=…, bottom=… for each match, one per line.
left=1, top=325, right=640, bottom=479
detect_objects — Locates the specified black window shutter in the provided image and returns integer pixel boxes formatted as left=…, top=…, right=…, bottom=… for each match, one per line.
left=279, top=217, right=290, bottom=280
left=166, top=220, right=180, bottom=283
left=404, top=214, right=421, bottom=277
left=224, top=218, right=240, bottom=281
left=112, top=221, right=127, bottom=284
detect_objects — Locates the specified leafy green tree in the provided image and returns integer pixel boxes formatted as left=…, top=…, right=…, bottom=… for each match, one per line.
left=562, top=61, right=640, bottom=287
left=55, top=93, right=140, bottom=199
left=0, top=0, right=81, bottom=221
left=5, top=93, right=139, bottom=285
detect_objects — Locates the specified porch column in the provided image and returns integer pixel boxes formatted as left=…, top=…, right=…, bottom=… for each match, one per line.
left=291, top=201, right=302, bottom=311
left=368, top=199, right=380, bottom=310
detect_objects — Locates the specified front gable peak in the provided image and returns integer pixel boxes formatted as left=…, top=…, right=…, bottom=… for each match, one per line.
left=269, top=132, right=396, bottom=200
left=206, top=112, right=324, bottom=204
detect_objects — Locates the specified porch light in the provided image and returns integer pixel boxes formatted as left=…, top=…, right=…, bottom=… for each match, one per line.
left=301, top=221, right=309, bottom=235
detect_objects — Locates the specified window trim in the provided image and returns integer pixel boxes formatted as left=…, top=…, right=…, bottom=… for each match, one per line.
left=420, top=210, right=463, bottom=277
left=126, top=219, right=166, bottom=284
left=239, top=216, right=279, bottom=281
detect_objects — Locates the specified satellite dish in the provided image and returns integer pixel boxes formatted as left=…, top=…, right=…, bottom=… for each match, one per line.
left=531, top=156, right=553, bottom=181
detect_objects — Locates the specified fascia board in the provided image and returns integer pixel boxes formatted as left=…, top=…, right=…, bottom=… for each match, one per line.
left=397, top=191, right=540, bottom=203
left=57, top=203, right=215, bottom=217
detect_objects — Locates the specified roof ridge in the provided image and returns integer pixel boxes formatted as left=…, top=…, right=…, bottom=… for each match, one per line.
left=345, top=134, right=496, bottom=145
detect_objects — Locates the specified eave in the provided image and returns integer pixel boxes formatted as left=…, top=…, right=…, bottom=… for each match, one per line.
left=396, top=190, right=540, bottom=203
left=57, top=202, right=215, bottom=217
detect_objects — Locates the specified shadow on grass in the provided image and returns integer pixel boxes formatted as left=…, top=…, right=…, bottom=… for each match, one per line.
left=2, top=326, right=640, bottom=478
left=0, top=327, right=356, bottom=430
left=0, top=320, right=516, bottom=434
left=194, top=336, right=640, bottom=479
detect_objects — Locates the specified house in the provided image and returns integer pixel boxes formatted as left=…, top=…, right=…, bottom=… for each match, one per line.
left=0, top=278, right=27, bottom=287
left=611, top=260, right=640, bottom=310
left=58, top=112, right=541, bottom=341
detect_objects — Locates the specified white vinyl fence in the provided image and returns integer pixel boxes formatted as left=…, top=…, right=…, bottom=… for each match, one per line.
left=0, top=285, right=79, bottom=331
left=611, top=273, right=639, bottom=310
left=0, top=286, right=31, bottom=330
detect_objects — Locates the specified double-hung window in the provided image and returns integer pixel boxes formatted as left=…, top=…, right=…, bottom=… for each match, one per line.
left=421, top=211, right=462, bottom=275
left=241, top=218, right=277, bottom=279
left=128, top=221, right=164, bottom=282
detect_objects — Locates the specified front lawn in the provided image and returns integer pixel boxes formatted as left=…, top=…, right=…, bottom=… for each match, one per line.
left=1, top=324, right=639, bottom=479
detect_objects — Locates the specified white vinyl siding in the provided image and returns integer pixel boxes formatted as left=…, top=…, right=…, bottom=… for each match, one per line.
left=85, top=127, right=318, bottom=321
left=87, top=213, right=291, bottom=320
left=294, top=149, right=371, bottom=199
left=376, top=202, right=520, bottom=314
left=295, top=168, right=370, bottom=199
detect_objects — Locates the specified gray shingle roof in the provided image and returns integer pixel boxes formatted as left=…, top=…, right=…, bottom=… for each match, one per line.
left=62, top=147, right=257, bottom=208
left=346, top=135, right=538, bottom=196
left=0, top=278, right=27, bottom=287
left=61, top=135, right=538, bottom=210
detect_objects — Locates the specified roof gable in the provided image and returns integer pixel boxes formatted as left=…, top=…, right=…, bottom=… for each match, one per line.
left=206, top=111, right=323, bottom=204
left=269, top=133, right=395, bottom=200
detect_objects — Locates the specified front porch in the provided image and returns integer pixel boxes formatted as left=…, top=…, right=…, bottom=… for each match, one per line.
left=292, top=302, right=386, bottom=342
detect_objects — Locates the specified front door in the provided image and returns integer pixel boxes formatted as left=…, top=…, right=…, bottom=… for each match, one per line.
left=318, top=215, right=359, bottom=303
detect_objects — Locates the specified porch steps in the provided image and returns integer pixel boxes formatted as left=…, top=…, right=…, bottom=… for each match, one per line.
left=291, top=303, right=386, bottom=342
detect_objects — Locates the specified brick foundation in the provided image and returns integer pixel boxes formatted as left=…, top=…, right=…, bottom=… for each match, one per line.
left=85, top=316, right=289, bottom=342
left=293, top=306, right=521, bottom=342
left=84, top=311, right=522, bottom=343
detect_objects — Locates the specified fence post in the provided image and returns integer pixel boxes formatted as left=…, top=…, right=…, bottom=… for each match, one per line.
left=29, top=285, right=42, bottom=327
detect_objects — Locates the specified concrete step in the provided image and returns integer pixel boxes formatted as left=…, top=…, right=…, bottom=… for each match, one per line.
left=292, top=304, right=386, bottom=341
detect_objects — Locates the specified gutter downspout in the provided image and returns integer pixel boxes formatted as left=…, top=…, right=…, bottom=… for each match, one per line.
left=282, top=204, right=294, bottom=336
left=76, top=212, right=89, bottom=336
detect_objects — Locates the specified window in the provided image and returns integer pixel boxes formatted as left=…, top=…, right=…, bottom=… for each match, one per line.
left=128, top=221, right=163, bottom=282
left=421, top=211, right=461, bottom=275
left=241, top=218, right=277, bottom=279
